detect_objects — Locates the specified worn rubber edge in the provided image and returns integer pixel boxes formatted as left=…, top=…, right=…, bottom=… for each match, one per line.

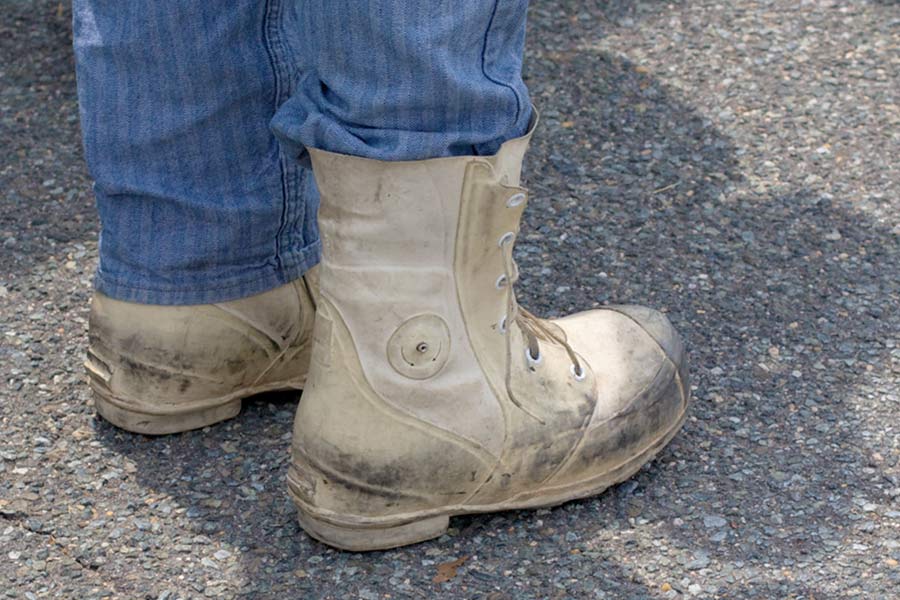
left=90, top=377, right=307, bottom=435
left=290, top=397, right=689, bottom=551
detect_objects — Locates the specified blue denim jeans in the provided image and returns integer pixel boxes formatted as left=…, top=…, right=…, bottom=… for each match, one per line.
left=73, top=1, right=531, bottom=305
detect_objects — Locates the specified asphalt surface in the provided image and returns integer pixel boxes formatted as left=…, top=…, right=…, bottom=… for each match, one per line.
left=1, top=1, right=898, bottom=598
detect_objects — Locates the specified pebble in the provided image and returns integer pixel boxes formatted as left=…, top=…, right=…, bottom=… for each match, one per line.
left=213, top=549, right=232, bottom=561
left=703, top=515, right=728, bottom=528
left=686, top=552, right=711, bottom=571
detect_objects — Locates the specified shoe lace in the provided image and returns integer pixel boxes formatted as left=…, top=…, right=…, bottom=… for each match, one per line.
left=498, top=230, right=585, bottom=421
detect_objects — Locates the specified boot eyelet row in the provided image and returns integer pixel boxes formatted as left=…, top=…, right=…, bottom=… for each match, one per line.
left=570, top=363, right=586, bottom=381
left=498, top=231, right=515, bottom=248
left=495, top=274, right=508, bottom=289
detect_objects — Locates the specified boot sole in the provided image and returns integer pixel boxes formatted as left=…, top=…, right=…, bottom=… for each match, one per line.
left=290, top=403, right=689, bottom=552
left=91, top=378, right=306, bottom=435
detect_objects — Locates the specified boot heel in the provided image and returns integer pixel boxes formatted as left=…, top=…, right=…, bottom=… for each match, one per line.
left=92, top=389, right=241, bottom=435
left=296, top=509, right=450, bottom=552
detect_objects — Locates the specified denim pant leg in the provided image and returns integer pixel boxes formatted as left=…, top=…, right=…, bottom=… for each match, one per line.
left=75, top=1, right=530, bottom=305
left=272, top=0, right=532, bottom=161
left=73, top=0, right=321, bottom=305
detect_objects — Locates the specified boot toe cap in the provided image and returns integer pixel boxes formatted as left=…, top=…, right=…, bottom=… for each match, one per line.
left=605, top=304, right=685, bottom=369
left=548, top=305, right=689, bottom=487
left=554, top=304, right=688, bottom=412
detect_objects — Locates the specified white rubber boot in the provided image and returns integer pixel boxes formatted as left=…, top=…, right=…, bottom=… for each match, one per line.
left=289, top=116, right=689, bottom=550
left=86, top=270, right=317, bottom=435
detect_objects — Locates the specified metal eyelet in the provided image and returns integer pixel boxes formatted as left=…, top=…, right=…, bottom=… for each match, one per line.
left=525, top=346, right=542, bottom=365
left=495, top=274, right=508, bottom=289
left=498, top=315, right=508, bottom=334
left=570, top=363, right=586, bottom=381
left=498, top=231, right=515, bottom=247
left=506, top=193, right=526, bottom=208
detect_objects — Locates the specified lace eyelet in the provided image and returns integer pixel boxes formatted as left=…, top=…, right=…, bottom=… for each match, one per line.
left=570, top=363, right=586, bottom=381
left=506, top=193, right=526, bottom=208
left=498, top=315, right=508, bottom=334
left=498, top=231, right=515, bottom=248
left=495, top=274, right=508, bottom=289
left=525, top=346, right=542, bottom=365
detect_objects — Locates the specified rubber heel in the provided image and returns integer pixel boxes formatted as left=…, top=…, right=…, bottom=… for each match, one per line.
left=92, top=390, right=242, bottom=435
left=296, top=508, right=450, bottom=552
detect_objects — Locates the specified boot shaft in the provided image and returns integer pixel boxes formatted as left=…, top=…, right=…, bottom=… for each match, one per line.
left=305, top=119, right=538, bottom=458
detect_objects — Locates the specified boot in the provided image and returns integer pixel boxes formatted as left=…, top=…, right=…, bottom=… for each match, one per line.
left=86, top=270, right=318, bottom=435
left=289, top=116, right=689, bottom=551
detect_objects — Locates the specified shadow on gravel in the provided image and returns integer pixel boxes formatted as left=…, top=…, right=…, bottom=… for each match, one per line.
left=94, top=393, right=314, bottom=598
left=89, top=42, right=899, bottom=598
left=0, top=2, right=96, bottom=283
left=3, top=0, right=892, bottom=598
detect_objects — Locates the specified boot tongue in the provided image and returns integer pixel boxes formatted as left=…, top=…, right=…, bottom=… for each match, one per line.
left=480, top=108, right=539, bottom=187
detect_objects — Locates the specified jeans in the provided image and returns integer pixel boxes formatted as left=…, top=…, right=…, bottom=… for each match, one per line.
left=73, top=0, right=531, bottom=305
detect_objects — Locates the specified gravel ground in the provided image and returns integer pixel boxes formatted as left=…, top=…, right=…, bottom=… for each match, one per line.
left=2, top=1, right=898, bottom=598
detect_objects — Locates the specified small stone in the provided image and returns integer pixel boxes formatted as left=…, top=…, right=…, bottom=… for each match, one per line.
left=213, top=549, right=232, bottom=561
left=686, top=551, right=710, bottom=570
left=24, top=518, right=47, bottom=533
left=703, top=515, right=728, bottom=528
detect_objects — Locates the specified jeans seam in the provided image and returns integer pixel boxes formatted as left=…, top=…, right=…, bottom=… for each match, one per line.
left=97, top=271, right=282, bottom=294
left=262, top=0, right=293, bottom=274
left=95, top=240, right=321, bottom=295
left=481, top=0, right=523, bottom=126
